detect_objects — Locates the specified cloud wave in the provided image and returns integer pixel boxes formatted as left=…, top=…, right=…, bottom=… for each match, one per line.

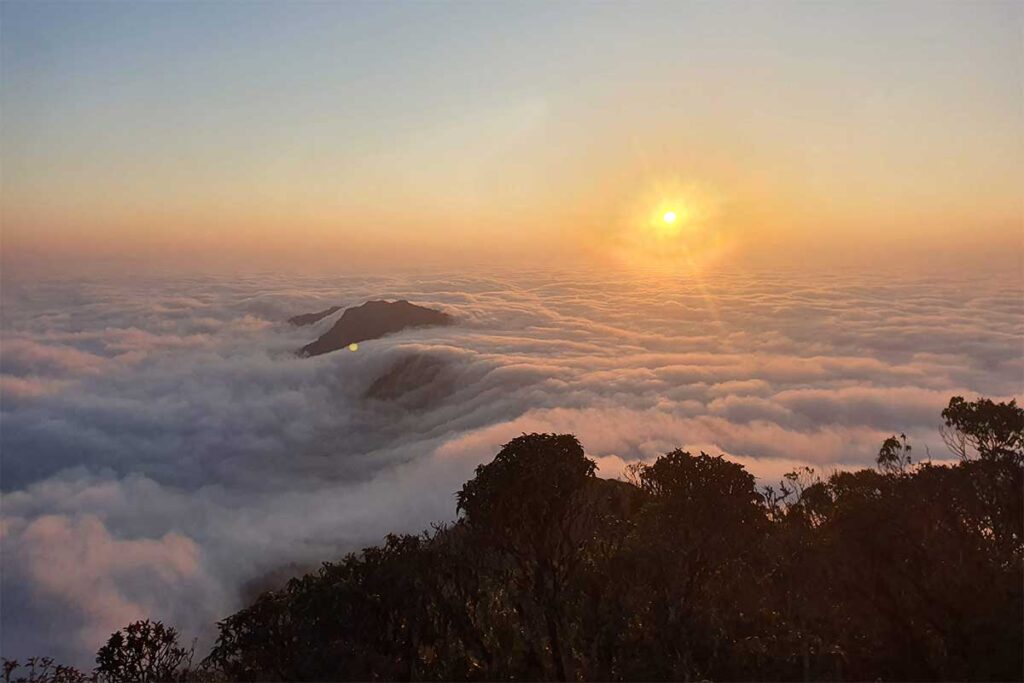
left=1, top=268, right=1020, bottom=664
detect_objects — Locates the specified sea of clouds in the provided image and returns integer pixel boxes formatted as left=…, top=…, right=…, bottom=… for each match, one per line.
left=1, top=267, right=1021, bottom=665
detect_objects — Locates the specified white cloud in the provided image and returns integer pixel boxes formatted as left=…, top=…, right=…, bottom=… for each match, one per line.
left=1, top=268, right=1019, bottom=665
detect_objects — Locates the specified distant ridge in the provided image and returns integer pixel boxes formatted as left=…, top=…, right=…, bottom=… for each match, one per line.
left=363, top=353, right=454, bottom=408
left=300, top=300, right=453, bottom=357
left=288, top=306, right=342, bottom=326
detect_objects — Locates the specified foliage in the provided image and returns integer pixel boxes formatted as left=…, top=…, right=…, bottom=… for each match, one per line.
left=16, top=397, right=1023, bottom=681
left=3, top=658, right=92, bottom=683
left=94, top=621, right=193, bottom=683
left=941, top=395, right=1024, bottom=463
left=877, top=432, right=913, bottom=475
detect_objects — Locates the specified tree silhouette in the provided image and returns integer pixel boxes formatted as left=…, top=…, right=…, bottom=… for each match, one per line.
left=94, top=620, right=193, bottom=683
left=457, top=433, right=597, bottom=681
left=877, top=432, right=913, bottom=475
left=15, top=397, right=1024, bottom=681
left=941, top=396, right=1024, bottom=463
left=2, top=658, right=91, bottom=683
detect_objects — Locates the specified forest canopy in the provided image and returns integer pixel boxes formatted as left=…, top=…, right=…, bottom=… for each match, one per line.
left=5, top=396, right=1022, bottom=682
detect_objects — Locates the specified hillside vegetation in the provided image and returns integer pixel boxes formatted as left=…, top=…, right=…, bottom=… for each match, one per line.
left=5, top=396, right=1022, bottom=682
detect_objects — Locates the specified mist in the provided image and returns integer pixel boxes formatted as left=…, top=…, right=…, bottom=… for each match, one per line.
left=2, top=266, right=1019, bottom=665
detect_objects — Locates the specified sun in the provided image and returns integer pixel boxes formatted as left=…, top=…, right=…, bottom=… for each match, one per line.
left=653, top=206, right=685, bottom=238
left=607, top=178, right=728, bottom=267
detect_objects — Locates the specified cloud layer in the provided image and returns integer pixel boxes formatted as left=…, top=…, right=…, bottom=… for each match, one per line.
left=1, top=268, right=1020, bottom=664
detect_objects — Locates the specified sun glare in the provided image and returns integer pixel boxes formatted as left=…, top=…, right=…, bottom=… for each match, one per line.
left=653, top=205, right=685, bottom=238
left=597, top=177, right=732, bottom=273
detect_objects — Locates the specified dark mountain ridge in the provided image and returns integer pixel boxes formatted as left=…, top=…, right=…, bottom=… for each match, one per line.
left=300, top=300, right=454, bottom=357
left=288, top=306, right=342, bottom=327
left=363, top=353, right=454, bottom=408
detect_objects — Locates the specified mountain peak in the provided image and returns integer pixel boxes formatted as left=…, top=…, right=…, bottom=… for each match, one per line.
left=300, top=300, right=453, bottom=357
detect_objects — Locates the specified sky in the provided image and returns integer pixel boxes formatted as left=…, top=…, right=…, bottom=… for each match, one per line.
left=2, top=1, right=1022, bottom=275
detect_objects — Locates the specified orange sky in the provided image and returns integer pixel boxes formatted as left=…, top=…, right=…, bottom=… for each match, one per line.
left=2, top=2, right=1021, bottom=276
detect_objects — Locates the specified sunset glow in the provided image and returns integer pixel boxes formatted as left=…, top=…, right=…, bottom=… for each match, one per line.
left=1, top=2, right=1021, bottom=276
left=1, top=1, right=1022, bottom=674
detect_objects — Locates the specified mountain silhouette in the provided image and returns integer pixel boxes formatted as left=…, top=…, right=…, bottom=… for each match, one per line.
left=300, top=300, right=453, bottom=357
left=288, top=306, right=342, bottom=326
left=363, top=353, right=454, bottom=408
